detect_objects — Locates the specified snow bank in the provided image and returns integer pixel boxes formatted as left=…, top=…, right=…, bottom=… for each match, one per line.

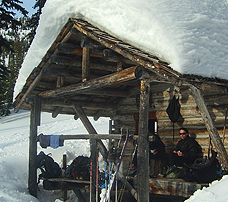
left=185, top=175, right=228, bottom=202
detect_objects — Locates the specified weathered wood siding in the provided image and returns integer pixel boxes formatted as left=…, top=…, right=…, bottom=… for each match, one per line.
left=111, top=84, right=228, bottom=166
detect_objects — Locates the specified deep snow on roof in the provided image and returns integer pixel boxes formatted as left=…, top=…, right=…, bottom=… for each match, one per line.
left=14, top=0, right=228, bottom=99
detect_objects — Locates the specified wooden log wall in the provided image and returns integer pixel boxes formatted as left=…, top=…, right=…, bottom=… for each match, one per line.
left=111, top=84, right=228, bottom=165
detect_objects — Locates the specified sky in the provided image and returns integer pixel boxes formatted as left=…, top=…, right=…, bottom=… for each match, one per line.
left=22, top=0, right=36, bottom=16
left=14, top=0, right=228, bottom=100
left=15, top=0, right=36, bottom=17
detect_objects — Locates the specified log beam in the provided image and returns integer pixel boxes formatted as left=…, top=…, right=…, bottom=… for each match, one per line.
left=190, top=85, right=228, bottom=171
left=57, top=42, right=102, bottom=58
left=42, top=99, right=116, bottom=109
left=81, top=88, right=129, bottom=97
left=39, top=66, right=138, bottom=98
left=50, top=55, right=117, bottom=72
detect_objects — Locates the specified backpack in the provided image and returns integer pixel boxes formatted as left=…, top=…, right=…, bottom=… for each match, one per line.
left=37, top=151, right=62, bottom=179
left=66, top=156, right=90, bottom=181
left=165, top=166, right=183, bottom=179
left=183, top=150, right=222, bottom=183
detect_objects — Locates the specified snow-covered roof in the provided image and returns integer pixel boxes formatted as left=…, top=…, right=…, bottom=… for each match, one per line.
left=14, top=0, right=228, bottom=100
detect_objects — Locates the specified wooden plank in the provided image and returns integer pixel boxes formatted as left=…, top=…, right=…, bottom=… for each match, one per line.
left=39, top=66, right=138, bottom=98
left=148, top=178, right=207, bottom=198
left=189, top=85, right=228, bottom=171
left=28, top=97, right=41, bottom=197
left=137, top=78, right=150, bottom=202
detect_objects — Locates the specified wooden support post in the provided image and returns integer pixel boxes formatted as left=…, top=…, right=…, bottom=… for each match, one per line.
left=63, top=154, right=67, bottom=201
left=72, top=105, right=138, bottom=201
left=73, top=105, right=108, bottom=156
left=82, top=47, right=91, bottom=82
left=28, top=97, right=41, bottom=197
left=190, top=85, right=228, bottom=171
left=56, top=75, right=65, bottom=88
left=52, top=107, right=62, bottom=118
left=137, top=77, right=150, bottom=202
left=117, top=61, right=123, bottom=71
left=73, top=105, right=99, bottom=202
left=73, top=188, right=87, bottom=202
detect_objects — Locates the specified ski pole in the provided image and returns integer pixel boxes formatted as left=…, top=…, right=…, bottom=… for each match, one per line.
left=90, top=159, right=92, bottom=202
left=115, top=163, right=118, bottom=202
left=104, top=151, right=108, bottom=197
left=96, top=155, right=99, bottom=202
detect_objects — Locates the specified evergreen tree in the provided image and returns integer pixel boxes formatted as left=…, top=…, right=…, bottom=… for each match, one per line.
left=26, top=0, right=46, bottom=47
left=3, top=18, right=30, bottom=115
left=0, top=0, right=47, bottom=116
left=0, top=0, right=27, bottom=116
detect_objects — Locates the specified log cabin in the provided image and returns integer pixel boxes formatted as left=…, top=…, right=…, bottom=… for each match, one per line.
left=13, top=18, right=228, bottom=201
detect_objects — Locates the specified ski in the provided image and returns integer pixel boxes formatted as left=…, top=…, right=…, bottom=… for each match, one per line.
left=108, top=129, right=130, bottom=200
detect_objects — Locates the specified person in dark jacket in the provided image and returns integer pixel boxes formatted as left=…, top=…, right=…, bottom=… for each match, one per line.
left=130, top=133, right=166, bottom=176
left=149, top=133, right=165, bottom=160
left=169, top=127, right=202, bottom=167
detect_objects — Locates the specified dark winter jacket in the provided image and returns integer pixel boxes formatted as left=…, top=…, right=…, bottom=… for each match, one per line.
left=149, top=134, right=165, bottom=159
left=174, top=136, right=202, bottom=161
left=132, top=134, right=165, bottom=165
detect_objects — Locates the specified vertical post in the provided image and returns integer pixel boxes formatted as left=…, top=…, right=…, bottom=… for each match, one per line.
left=137, top=78, right=150, bottom=202
left=63, top=154, right=67, bottom=201
left=82, top=47, right=91, bottom=82
left=28, top=97, right=41, bottom=197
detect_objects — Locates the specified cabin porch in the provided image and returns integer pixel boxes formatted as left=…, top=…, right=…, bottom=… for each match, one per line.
left=13, top=18, right=228, bottom=201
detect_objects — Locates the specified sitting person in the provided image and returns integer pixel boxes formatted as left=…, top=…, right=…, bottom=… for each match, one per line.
left=130, top=132, right=166, bottom=177
left=169, top=127, right=202, bottom=167
left=149, top=132, right=166, bottom=177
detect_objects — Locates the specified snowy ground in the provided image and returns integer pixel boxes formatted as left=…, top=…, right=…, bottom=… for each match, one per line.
left=1, top=110, right=228, bottom=202
left=0, top=110, right=109, bottom=202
